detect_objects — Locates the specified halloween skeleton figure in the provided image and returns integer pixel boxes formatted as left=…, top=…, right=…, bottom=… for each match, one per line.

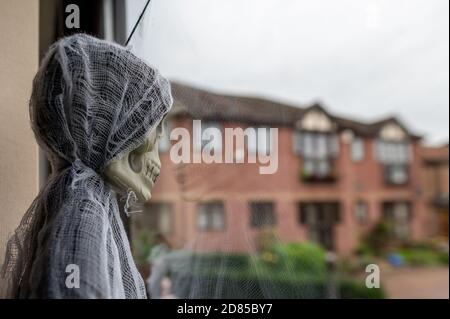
left=0, top=34, right=172, bottom=298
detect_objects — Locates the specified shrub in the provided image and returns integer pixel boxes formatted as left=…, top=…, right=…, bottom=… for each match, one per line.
left=395, top=247, right=449, bottom=266
left=362, top=221, right=392, bottom=256
left=270, top=242, right=326, bottom=275
left=167, top=243, right=385, bottom=299
left=132, top=229, right=156, bottom=266
left=354, top=242, right=375, bottom=257
left=339, top=278, right=385, bottom=299
left=438, top=252, right=449, bottom=264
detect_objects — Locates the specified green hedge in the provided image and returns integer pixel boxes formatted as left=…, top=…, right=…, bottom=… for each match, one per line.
left=168, top=242, right=384, bottom=299
left=396, top=247, right=449, bottom=266
left=157, top=242, right=386, bottom=299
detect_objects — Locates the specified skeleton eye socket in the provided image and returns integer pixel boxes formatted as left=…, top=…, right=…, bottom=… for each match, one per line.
left=128, top=152, right=142, bottom=173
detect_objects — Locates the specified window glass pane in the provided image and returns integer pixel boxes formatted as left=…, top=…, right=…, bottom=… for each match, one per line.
left=197, top=202, right=225, bottom=231
left=303, top=133, right=314, bottom=158
left=392, top=143, right=402, bottom=163
left=250, top=202, right=275, bottom=227
left=212, top=206, right=225, bottom=230
left=383, top=202, right=411, bottom=239
left=385, top=142, right=394, bottom=162
left=389, top=165, right=408, bottom=184
left=351, top=137, right=364, bottom=162
left=316, top=134, right=327, bottom=158
left=197, top=209, right=208, bottom=231
left=377, top=140, right=411, bottom=165
left=317, top=160, right=330, bottom=177
left=158, top=205, right=172, bottom=234
left=303, top=159, right=315, bottom=175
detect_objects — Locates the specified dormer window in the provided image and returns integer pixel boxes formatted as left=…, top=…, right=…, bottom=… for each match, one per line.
left=375, top=123, right=411, bottom=185
left=293, top=131, right=339, bottom=182
left=293, top=106, right=339, bottom=182
left=293, top=109, right=339, bottom=182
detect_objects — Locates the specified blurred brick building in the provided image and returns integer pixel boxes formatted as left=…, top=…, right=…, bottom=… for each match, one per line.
left=419, top=144, right=449, bottom=238
left=132, top=82, right=438, bottom=255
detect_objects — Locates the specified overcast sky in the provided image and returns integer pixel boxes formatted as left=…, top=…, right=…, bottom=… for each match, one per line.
left=127, top=0, right=449, bottom=145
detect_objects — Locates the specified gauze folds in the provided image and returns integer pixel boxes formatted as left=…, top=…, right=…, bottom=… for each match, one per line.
left=1, top=33, right=172, bottom=298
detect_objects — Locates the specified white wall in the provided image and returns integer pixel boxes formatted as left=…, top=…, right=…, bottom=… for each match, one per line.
left=0, top=0, right=39, bottom=264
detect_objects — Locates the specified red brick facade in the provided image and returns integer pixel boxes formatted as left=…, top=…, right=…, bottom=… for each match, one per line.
left=134, top=83, right=434, bottom=255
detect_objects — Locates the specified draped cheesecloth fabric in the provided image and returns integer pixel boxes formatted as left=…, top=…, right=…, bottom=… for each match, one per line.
left=0, top=34, right=172, bottom=298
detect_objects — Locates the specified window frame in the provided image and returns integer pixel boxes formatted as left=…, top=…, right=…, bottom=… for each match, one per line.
left=134, top=202, right=174, bottom=235
left=196, top=201, right=226, bottom=232
left=249, top=201, right=276, bottom=228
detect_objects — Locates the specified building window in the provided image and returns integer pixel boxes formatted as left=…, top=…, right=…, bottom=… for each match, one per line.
left=158, top=120, right=171, bottom=153
left=136, top=202, right=173, bottom=235
left=383, top=202, right=411, bottom=240
left=376, top=140, right=411, bottom=163
left=351, top=137, right=365, bottom=162
left=294, top=131, right=339, bottom=181
left=376, top=140, right=411, bottom=185
left=299, top=202, right=340, bottom=250
left=354, top=201, right=368, bottom=224
left=384, top=164, right=409, bottom=185
left=250, top=202, right=276, bottom=228
left=197, top=202, right=225, bottom=231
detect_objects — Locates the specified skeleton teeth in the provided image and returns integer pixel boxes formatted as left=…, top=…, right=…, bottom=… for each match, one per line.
left=152, top=171, right=159, bottom=183
left=142, top=159, right=160, bottom=183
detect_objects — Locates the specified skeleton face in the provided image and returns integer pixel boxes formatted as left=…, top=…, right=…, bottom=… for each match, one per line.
left=102, top=121, right=164, bottom=202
